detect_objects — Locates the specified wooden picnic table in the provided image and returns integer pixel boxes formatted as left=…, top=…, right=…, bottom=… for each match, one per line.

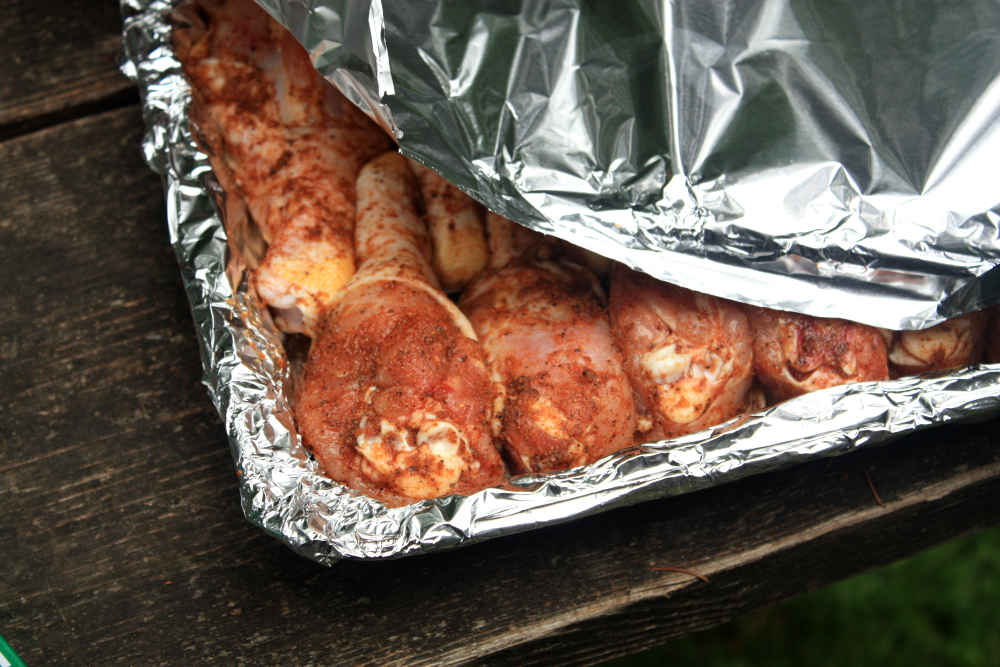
left=1, top=2, right=998, bottom=664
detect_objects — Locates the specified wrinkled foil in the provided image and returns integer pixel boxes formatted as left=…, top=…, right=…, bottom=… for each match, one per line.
left=121, top=0, right=1000, bottom=564
left=254, top=0, right=1000, bottom=331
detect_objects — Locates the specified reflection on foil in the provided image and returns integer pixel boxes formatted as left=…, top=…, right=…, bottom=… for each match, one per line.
left=255, top=0, right=1000, bottom=330
left=122, top=0, right=1000, bottom=564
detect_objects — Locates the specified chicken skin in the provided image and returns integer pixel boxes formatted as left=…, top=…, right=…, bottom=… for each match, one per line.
left=408, top=160, right=489, bottom=292
left=175, top=0, right=391, bottom=335
left=990, top=307, right=1000, bottom=364
left=609, top=266, right=755, bottom=439
left=748, top=307, right=889, bottom=402
left=461, top=255, right=636, bottom=474
left=296, top=153, right=505, bottom=506
left=888, top=312, right=988, bottom=377
left=484, top=211, right=552, bottom=270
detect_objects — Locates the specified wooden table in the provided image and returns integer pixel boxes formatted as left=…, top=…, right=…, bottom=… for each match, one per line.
left=2, top=3, right=999, bottom=664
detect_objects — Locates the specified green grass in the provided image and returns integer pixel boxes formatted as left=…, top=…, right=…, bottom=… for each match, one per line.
left=616, top=526, right=1000, bottom=667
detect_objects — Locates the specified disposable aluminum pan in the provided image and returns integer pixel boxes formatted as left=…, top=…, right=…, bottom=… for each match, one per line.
left=121, top=0, right=1000, bottom=564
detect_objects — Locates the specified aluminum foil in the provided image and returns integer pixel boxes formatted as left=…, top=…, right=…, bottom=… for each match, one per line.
left=121, top=0, right=1000, bottom=564
left=252, top=0, right=1000, bottom=331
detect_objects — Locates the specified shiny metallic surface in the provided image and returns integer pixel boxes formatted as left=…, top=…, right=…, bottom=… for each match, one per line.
left=122, top=0, right=1000, bottom=564
left=255, top=0, right=1000, bottom=330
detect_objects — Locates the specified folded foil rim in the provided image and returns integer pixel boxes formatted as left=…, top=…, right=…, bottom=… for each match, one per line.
left=122, top=0, right=1000, bottom=565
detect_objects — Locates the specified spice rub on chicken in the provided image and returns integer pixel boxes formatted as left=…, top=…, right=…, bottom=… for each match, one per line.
left=296, top=153, right=505, bottom=505
left=461, top=219, right=635, bottom=474
left=748, top=307, right=889, bottom=402
left=174, top=0, right=391, bottom=335
left=408, top=160, right=489, bottom=292
left=609, top=266, right=755, bottom=440
left=888, top=312, right=989, bottom=377
left=989, top=307, right=1000, bottom=364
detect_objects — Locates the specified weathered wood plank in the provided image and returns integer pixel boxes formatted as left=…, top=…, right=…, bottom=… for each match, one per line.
left=0, top=1, right=134, bottom=131
left=1, top=106, right=999, bottom=666
left=481, top=438, right=1000, bottom=666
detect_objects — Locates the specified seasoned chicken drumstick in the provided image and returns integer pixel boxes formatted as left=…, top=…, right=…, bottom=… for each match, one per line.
left=408, top=161, right=489, bottom=292
left=296, top=153, right=505, bottom=506
left=990, top=307, right=1000, bottom=364
left=609, top=266, right=755, bottom=440
left=888, top=312, right=988, bottom=377
left=484, top=211, right=552, bottom=270
left=461, top=217, right=636, bottom=474
left=175, top=0, right=391, bottom=335
left=748, top=307, right=889, bottom=402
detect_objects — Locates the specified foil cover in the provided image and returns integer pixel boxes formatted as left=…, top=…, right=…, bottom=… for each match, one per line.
left=122, top=0, right=1000, bottom=564
left=254, top=0, right=1000, bottom=330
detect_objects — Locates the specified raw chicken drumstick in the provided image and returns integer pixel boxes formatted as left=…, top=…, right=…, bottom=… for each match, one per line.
left=990, top=307, right=1000, bottom=364
left=296, top=153, right=506, bottom=506
left=747, top=307, right=889, bottom=402
left=887, top=312, right=988, bottom=377
left=175, top=0, right=391, bottom=335
left=484, top=209, right=609, bottom=276
left=608, top=266, right=755, bottom=440
left=484, top=211, right=551, bottom=270
left=461, top=217, right=636, bottom=474
left=408, top=160, right=489, bottom=292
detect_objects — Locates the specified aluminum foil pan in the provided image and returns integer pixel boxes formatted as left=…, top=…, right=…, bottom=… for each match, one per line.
left=121, top=0, right=1000, bottom=564
left=254, top=0, right=1000, bottom=331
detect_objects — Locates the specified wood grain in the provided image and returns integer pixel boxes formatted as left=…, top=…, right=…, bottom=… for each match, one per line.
left=0, top=1, right=135, bottom=134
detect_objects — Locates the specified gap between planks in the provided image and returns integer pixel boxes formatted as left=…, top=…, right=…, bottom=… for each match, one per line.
left=0, top=87, right=139, bottom=144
